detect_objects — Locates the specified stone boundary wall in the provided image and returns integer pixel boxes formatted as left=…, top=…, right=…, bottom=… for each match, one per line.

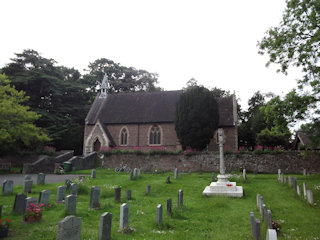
left=102, top=151, right=320, bottom=174
left=66, top=152, right=97, bottom=171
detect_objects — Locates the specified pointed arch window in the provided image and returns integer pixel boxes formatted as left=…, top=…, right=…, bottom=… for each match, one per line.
left=149, top=125, right=161, bottom=145
left=93, top=138, right=101, bottom=152
left=120, top=128, right=128, bottom=145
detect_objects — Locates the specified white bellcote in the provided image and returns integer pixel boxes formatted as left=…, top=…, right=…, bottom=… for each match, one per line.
left=99, top=74, right=109, bottom=98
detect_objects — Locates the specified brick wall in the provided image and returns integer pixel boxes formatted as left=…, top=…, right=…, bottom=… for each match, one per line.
left=102, top=151, right=320, bottom=174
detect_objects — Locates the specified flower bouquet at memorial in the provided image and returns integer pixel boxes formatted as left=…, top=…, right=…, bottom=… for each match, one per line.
left=0, top=218, right=11, bottom=238
left=24, top=203, right=44, bottom=222
left=272, top=220, right=281, bottom=232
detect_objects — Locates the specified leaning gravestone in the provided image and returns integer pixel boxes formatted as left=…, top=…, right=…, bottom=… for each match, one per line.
left=65, top=195, right=77, bottom=215
left=129, top=171, right=133, bottom=181
left=178, top=189, right=183, bottom=207
left=2, top=180, right=13, bottom=195
left=13, top=193, right=26, bottom=213
left=56, top=186, right=66, bottom=203
left=37, top=173, right=46, bottom=185
left=261, top=204, right=266, bottom=222
left=157, top=204, right=163, bottom=225
left=57, top=216, right=82, bottom=240
left=39, top=190, right=51, bottom=206
left=23, top=180, right=33, bottom=193
left=119, top=203, right=129, bottom=231
left=115, top=187, right=121, bottom=202
left=70, top=183, right=79, bottom=196
left=133, top=168, right=138, bottom=179
left=90, top=186, right=100, bottom=208
left=91, top=169, right=96, bottom=179
left=99, top=212, right=112, bottom=240
left=256, top=194, right=261, bottom=209
left=307, top=190, right=314, bottom=205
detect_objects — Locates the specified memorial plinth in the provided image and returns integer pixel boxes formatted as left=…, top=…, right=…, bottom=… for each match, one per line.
left=202, top=129, right=243, bottom=198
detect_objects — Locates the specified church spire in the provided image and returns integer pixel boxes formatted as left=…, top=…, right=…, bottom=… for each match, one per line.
left=99, top=73, right=109, bottom=98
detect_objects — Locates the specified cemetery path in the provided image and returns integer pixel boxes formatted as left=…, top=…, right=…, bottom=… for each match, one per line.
left=0, top=174, right=87, bottom=186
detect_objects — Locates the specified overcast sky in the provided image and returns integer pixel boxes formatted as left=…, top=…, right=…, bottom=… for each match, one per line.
left=0, top=0, right=302, bottom=109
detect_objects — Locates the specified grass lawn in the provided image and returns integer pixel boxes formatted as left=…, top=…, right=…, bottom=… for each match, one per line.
left=1, top=169, right=320, bottom=239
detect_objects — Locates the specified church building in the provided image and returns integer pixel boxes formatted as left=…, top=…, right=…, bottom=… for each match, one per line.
left=83, top=75, right=238, bottom=155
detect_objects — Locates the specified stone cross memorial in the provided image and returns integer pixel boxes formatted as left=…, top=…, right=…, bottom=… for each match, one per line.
left=57, top=216, right=82, bottom=240
left=203, top=128, right=243, bottom=197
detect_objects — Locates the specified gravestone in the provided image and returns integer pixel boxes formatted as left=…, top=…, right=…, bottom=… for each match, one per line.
left=39, top=190, right=51, bottom=206
left=65, top=179, right=72, bottom=190
left=78, top=176, right=85, bottom=183
left=114, top=187, right=121, bottom=202
left=277, top=169, right=281, bottom=180
left=119, top=203, right=129, bottom=230
left=90, top=186, right=100, bottom=208
left=280, top=174, right=284, bottom=183
left=284, top=176, right=287, bottom=184
left=70, top=183, right=79, bottom=196
left=24, top=175, right=32, bottom=181
left=243, top=169, right=247, bottom=180
left=56, top=186, right=66, bottom=203
left=65, top=195, right=77, bottom=215
left=256, top=194, right=261, bottom=209
left=37, top=173, right=46, bottom=185
left=157, top=204, right=163, bottom=225
left=178, top=189, right=183, bottom=207
left=129, top=171, right=133, bottom=181
left=174, top=168, right=178, bottom=179
left=211, top=172, right=215, bottom=182
left=259, top=196, right=264, bottom=214
left=23, top=180, right=33, bottom=193
left=303, top=182, right=307, bottom=199
left=255, top=218, right=261, bottom=240
left=137, top=168, right=141, bottom=177
left=292, top=177, right=297, bottom=190
left=13, top=193, right=27, bottom=213
left=57, top=216, right=82, bottom=240
left=307, top=190, right=314, bottom=204
left=99, top=212, right=112, bottom=240
left=146, top=185, right=151, bottom=195
left=24, top=196, right=38, bottom=221
left=288, top=176, right=292, bottom=187
left=262, top=204, right=267, bottom=222
left=133, top=168, right=138, bottom=179
left=297, top=185, right=301, bottom=196
left=303, top=168, right=307, bottom=176
left=166, top=176, right=171, bottom=184
left=2, top=180, right=13, bottom=194
left=91, top=169, right=96, bottom=179
left=167, top=198, right=172, bottom=216
left=0, top=205, right=2, bottom=218
left=125, top=190, right=131, bottom=200
left=266, top=229, right=277, bottom=240
left=250, top=212, right=255, bottom=238
left=267, top=209, right=272, bottom=229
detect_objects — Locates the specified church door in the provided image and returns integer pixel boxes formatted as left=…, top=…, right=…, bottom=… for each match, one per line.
left=93, top=139, right=101, bottom=152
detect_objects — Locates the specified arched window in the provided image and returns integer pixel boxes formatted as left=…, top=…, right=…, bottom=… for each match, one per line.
left=149, top=125, right=161, bottom=145
left=120, top=128, right=128, bottom=145
left=93, top=138, right=101, bottom=152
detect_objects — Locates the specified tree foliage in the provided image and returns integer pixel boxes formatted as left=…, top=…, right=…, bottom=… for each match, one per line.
left=174, top=86, right=219, bottom=150
left=0, top=74, right=50, bottom=153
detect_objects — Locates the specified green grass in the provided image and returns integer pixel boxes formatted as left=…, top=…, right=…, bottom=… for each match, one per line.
left=1, top=170, right=320, bottom=239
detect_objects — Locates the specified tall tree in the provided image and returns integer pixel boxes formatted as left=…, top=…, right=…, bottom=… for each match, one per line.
left=0, top=74, right=50, bottom=154
left=174, top=86, right=219, bottom=150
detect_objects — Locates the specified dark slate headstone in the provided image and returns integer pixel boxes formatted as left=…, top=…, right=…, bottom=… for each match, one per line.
left=56, top=186, right=66, bottom=203
left=99, top=212, right=112, bottom=240
left=178, top=189, right=183, bottom=207
left=167, top=198, right=172, bottom=216
left=119, top=203, right=129, bottom=230
left=129, top=171, right=133, bottom=181
left=115, top=187, right=121, bottom=202
left=146, top=185, right=151, bottom=195
left=303, top=182, right=307, bottom=199
left=70, top=183, right=79, bottom=196
left=65, top=195, right=77, bottom=215
left=256, top=194, right=261, bottom=209
left=91, top=169, right=96, bottom=179
left=250, top=212, right=255, bottom=238
left=267, top=210, right=272, bottom=229
left=13, top=193, right=27, bottom=213
left=166, top=176, right=171, bottom=184
left=255, top=218, right=261, bottom=240
left=2, top=180, right=13, bottom=194
left=125, top=190, right=132, bottom=200
left=39, top=190, right=51, bottom=206
left=23, top=180, right=33, bottom=193
left=37, top=173, right=46, bottom=185
left=157, top=204, right=163, bottom=225
left=90, top=186, right=100, bottom=208
left=57, top=216, right=82, bottom=240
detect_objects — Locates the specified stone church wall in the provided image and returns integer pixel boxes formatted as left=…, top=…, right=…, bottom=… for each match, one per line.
left=102, top=151, right=320, bottom=174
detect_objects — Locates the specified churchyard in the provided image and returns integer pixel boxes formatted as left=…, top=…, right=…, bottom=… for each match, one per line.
left=1, top=169, right=320, bottom=239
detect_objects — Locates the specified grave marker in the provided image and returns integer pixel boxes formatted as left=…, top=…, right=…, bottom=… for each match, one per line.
left=23, top=180, right=33, bottom=193
left=157, top=204, right=163, bottom=225
left=125, top=190, right=131, bottom=200
left=307, top=190, right=314, bottom=205
left=37, top=173, right=46, bottom=185
left=267, top=210, right=272, bottom=229
left=166, top=176, right=171, bottom=184
left=24, top=175, right=32, bottom=181
left=292, top=177, right=297, bottom=190
left=91, top=169, right=96, bottom=179
left=146, top=185, right=151, bottom=195
left=2, top=180, right=13, bottom=195
left=297, top=185, right=301, bottom=196
left=24, top=197, right=38, bottom=221
left=56, top=216, right=82, bottom=240
left=250, top=212, right=255, bottom=238
left=167, top=198, right=172, bottom=216
left=78, top=176, right=85, bottom=183
left=303, top=168, right=307, bottom=176
left=243, top=169, right=247, bottom=180
left=288, top=176, right=292, bottom=187
left=262, top=204, right=267, bottom=222
left=178, top=189, right=183, bottom=207
left=70, top=183, right=79, bottom=196
left=303, top=182, right=307, bottom=199
left=255, top=218, right=261, bottom=240
left=39, top=190, right=51, bottom=206
left=56, top=186, right=66, bottom=203
left=259, top=196, right=264, bottom=214
left=174, top=168, right=178, bottom=179
left=0, top=205, right=2, bottom=218
left=13, top=193, right=26, bottom=213
left=129, top=171, right=133, bottom=181
left=90, top=186, right=100, bottom=208
left=65, top=195, right=77, bottom=215
left=211, top=172, right=215, bottom=182
left=266, top=229, right=277, bottom=240
left=277, top=169, right=281, bottom=180
left=65, top=179, right=72, bottom=190
left=119, top=203, right=129, bottom=230
left=133, top=168, right=138, bottom=179
left=115, top=187, right=121, bottom=202
left=99, top=212, right=112, bottom=240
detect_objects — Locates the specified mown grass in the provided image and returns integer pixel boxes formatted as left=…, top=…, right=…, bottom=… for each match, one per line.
left=1, top=169, right=320, bottom=239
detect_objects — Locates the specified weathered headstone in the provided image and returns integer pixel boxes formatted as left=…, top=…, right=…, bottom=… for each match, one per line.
left=288, top=176, right=292, bottom=187
left=292, top=177, right=297, bottom=190
left=157, top=204, right=163, bottom=225
left=119, top=203, right=129, bottom=230
left=280, top=174, right=284, bottom=183
left=56, top=186, right=66, bottom=203
left=65, top=179, right=72, bottom=190
left=91, top=169, right=96, bottom=179
left=70, top=183, right=79, bottom=196
left=129, top=171, right=133, bottom=181
left=78, top=176, right=85, bottom=183
left=99, top=212, right=112, bottom=240
left=256, top=194, right=261, bottom=209
left=243, top=169, right=247, bottom=180
left=115, top=187, right=121, bottom=202
left=267, top=210, right=272, bottom=229
left=13, top=193, right=27, bottom=213
left=37, top=173, right=46, bottom=185
left=266, top=229, right=277, bottom=240
left=277, top=169, right=281, bottom=180
left=211, top=172, right=215, bottom=182
left=2, top=180, right=13, bottom=194
left=174, top=168, right=178, bottom=179
left=39, top=190, right=51, bottom=206
left=284, top=176, right=287, bottom=184
left=166, top=176, right=171, bottom=184
left=137, top=168, right=141, bottom=177
left=307, top=190, right=314, bottom=205
left=24, top=175, right=32, bottom=181
left=259, top=196, right=264, bottom=214
left=255, top=218, right=261, bottom=240
left=65, top=195, right=77, bottom=215
left=133, top=168, right=138, bottom=179
left=303, top=168, right=307, bottom=176
left=303, top=182, right=307, bottom=199
left=250, top=212, right=255, bottom=238
left=262, top=204, right=267, bottom=222
left=125, top=190, right=131, bottom=200
left=90, top=186, right=100, bottom=208
left=167, top=198, right=172, bottom=216
left=178, top=189, right=183, bottom=207
left=23, top=180, right=33, bottom=193
left=146, top=185, right=151, bottom=195
left=56, top=216, right=82, bottom=240
left=297, top=185, right=301, bottom=196
left=24, top=196, right=38, bottom=221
